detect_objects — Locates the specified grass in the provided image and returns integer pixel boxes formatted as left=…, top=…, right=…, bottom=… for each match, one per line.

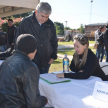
left=58, top=41, right=73, bottom=45
left=58, top=46, right=96, bottom=56
left=49, top=59, right=63, bottom=73
left=89, top=41, right=95, bottom=44
left=58, top=41, right=95, bottom=45
left=49, top=58, right=71, bottom=73
left=58, top=48, right=74, bottom=50
left=58, top=50, right=74, bottom=55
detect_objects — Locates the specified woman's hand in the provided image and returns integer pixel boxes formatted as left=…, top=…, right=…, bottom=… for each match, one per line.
left=56, top=73, right=64, bottom=78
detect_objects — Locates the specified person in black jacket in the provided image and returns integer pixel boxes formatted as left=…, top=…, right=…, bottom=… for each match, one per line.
left=0, top=45, right=15, bottom=60
left=7, top=19, right=17, bottom=47
left=96, top=26, right=105, bottom=62
left=97, top=23, right=108, bottom=62
left=15, top=2, right=58, bottom=74
left=56, top=35, right=108, bottom=81
left=0, top=28, right=7, bottom=52
left=0, top=34, right=48, bottom=108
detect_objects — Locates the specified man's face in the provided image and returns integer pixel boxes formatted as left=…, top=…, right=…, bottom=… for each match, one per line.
left=35, top=10, right=50, bottom=24
left=101, top=27, right=105, bottom=32
left=8, top=21, right=13, bottom=27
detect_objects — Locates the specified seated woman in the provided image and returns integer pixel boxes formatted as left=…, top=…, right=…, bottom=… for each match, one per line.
left=56, top=35, right=108, bottom=81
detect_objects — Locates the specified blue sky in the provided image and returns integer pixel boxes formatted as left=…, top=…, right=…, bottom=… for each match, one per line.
left=40, top=0, right=108, bottom=29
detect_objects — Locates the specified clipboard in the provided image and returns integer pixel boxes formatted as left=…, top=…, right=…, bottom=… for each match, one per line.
left=40, top=73, right=71, bottom=84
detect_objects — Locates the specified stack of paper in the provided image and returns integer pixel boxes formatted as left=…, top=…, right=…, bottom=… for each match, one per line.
left=40, top=73, right=71, bottom=84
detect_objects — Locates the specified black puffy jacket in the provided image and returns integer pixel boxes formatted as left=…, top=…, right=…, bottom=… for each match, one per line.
left=97, top=29, right=108, bottom=50
left=0, top=50, right=47, bottom=108
left=16, top=12, right=58, bottom=69
left=7, top=25, right=16, bottom=45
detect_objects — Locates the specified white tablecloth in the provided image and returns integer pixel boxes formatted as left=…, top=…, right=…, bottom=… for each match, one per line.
left=99, top=62, right=108, bottom=75
left=39, top=72, right=108, bottom=108
left=0, top=60, right=4, bottom=65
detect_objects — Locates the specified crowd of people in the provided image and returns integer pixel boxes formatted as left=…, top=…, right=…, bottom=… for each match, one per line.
left=95, top=24, right=108, bottom=62
left=0, top=2, right=108, bottom=108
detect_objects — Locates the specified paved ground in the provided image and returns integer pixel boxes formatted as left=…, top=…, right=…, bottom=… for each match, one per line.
left=58, top=44, right=94, bottom=49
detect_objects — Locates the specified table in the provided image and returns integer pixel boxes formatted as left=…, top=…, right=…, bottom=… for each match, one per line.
left=99, top=62, right=108, bottom=75
left=39, top=72, right=108, bottom=108
left=0, top=60, right=4, bottom=65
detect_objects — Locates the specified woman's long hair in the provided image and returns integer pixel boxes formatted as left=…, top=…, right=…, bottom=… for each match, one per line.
left=73, top=35, right=89, bottom=69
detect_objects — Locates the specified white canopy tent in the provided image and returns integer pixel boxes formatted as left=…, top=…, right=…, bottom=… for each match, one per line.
left=0, top=0, right=40, bottom=18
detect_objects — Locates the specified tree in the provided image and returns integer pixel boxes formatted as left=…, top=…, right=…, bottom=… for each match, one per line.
left=79, top=24, right=85, bottom=33
left=54, top=22, right=64, bottom=35
left=64, top=27, right=71, bottom=30
left=2, top=12, right=32, bottom=19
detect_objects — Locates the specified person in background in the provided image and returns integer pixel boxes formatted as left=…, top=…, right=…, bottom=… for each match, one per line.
left=7, top=19, right=16, bottom=47
left=16, top=2, right=58, bottom=74
left=0, top=34, right=48, bottom=108
left=56, top=35, right=108, bottom=81
left=97, top=23, right=108, bottom=62
left=0, top=44, right=14, bottom=60
left=95, top=29, right=99, bottom=42
left=0, top=28, right=7, bottom=52
left=96, top=26, right=105, bottom=62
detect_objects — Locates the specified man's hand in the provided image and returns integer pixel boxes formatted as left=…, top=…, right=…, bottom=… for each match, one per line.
left=48, top=58, right=54, bottom=64
left=56, top=73, right=64, bottom=78
left=46, top=98, right=48, bottom=105
left=11, top=43, right=14, bottom=45
left=79, top=70, right=84, bottom=72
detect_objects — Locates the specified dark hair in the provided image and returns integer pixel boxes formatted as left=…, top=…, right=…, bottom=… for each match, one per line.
left=8, top=19, right=13, bottom=22
left=106, top=23, right=108, bottom=28
left=99, top=26, right=104, bottom=30
left=16, top=34, right=37, bottom=55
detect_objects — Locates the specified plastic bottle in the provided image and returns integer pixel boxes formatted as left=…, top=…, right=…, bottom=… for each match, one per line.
left=63, top=54, right=69, bottom=73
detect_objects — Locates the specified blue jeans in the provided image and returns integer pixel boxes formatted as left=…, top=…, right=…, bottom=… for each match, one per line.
left=105, top=50, right=108, bottom=62
left=96, top=45, right=105, bottom=62
left=39, top=64, right=51, bottom=74
left=0, top=45, right=7, bottom=52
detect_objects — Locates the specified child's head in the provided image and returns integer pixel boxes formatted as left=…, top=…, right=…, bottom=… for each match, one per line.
left=16, top=34, right=37, bottom=60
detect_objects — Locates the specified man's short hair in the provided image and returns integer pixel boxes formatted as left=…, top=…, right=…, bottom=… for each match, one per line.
left=16, top=34, right=37, bottom=55
left=99, top=26, right=104, bottom=30
left=8, top=19, right=13, bottom=22
left=36, top=2, right=52, bottom=14
left=106, top=23, right=108, bottom=28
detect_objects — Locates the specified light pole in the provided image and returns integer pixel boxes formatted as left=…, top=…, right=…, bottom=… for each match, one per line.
left=65, top=21, right=68, bottom=27
left=89, top=0, right=93, bottom=24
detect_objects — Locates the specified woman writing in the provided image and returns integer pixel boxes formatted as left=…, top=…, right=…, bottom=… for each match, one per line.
left=56, top=35, right=108, bottom=81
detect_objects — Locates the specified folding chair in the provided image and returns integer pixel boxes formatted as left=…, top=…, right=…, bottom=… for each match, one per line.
left=99, top=62, right=108, bottom=75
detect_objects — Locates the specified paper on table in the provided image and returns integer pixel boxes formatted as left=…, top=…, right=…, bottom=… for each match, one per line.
left=40, top=73, right=71, bottom=84
left=52, top=71, right=63, bottom=74
left=52, top=71, right=75, bottom=74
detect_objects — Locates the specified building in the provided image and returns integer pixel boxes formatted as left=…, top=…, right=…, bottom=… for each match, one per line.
left=85, top=23, right=106, bottom=36
left=64, top=29, right=80, bottom=36
left=0, top=0, right=40, bottom=18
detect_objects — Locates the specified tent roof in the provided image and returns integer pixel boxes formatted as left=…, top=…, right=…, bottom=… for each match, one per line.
left=0, top=0, right=40, bottom=18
